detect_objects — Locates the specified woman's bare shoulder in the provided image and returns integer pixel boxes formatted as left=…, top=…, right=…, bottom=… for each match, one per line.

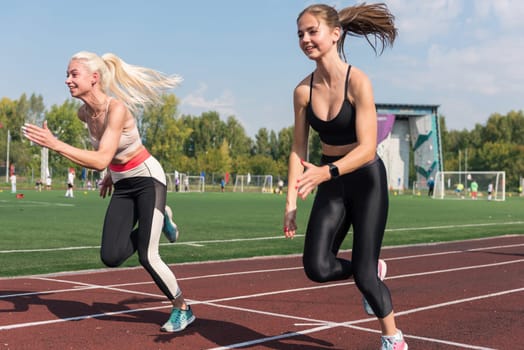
left=294, top=74, right=312, bottom=104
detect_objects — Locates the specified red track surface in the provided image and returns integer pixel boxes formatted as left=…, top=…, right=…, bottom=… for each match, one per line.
left=1, top=235, right=523, bottom=349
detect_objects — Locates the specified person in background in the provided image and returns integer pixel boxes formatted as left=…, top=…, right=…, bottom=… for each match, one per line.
left=65, top=167, right=75, bottom=198
left=46, top=175, right=52, bottom=190
left=10, top=172, right=16, bottom=194
left=487, top=182, right=494, bottom=201
left=283, top=3, right=407, bottom=349
left=35, top=179, right=43, bottom=191
left=22, top=51, right=193, bottom=333
left=470, top=179, right=478, bottom=200
left=427, top=177, right=435, bottom=197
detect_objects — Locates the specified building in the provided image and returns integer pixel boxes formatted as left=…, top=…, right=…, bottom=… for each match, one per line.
left=376, top=103, right=442, bottom=192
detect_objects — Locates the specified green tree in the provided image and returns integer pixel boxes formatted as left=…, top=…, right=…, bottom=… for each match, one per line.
left=199, top=139, right=232, bottom=175
left=0, top=98, right=17, bottom=166
left=231, top=154, right=251, bottom=175
left=140, top=94, right=191, bottom=171
left=248, top=154, right=279, bottom=175
left=1, top=96, right=47, bottom=179
left=308, top=130, right=322, bottom=165
left=29, top=93, right=46, bottom=125
left=254, top=128, right=271, bottom=156
left=440, top=110, right=524, bottom=188
left=276, top=126, right=293, bottom=162
left=44, top=99, right=83, bottom=176
left=224, top=116, right=252, bottom=157
left=483, top=110, right=524, bottom=145
left=192, top=111, right=226, bottom=157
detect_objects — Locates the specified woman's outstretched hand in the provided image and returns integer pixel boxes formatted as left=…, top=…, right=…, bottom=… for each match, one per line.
left=22, top=121, right=58, bottom=150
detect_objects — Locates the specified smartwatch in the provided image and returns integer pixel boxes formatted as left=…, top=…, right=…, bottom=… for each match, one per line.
left=327, top=163, right=340, bottom=179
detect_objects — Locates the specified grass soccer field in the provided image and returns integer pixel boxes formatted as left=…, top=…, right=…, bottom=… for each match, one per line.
left=1, top=189, right=523, bottom=277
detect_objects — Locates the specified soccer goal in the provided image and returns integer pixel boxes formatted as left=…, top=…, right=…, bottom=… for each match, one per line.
left=233, top=174, right=273, bottom=193
left=179, top=174, right=205, bottom=192
left=433, top=171, right=505, bottom=201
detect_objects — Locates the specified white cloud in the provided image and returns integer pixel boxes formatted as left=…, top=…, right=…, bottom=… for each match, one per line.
left=180, top=83, right=237, bottom=117
left=386, top=0, right=464, bottom=44
left=473, top=0, right=524, bottom=28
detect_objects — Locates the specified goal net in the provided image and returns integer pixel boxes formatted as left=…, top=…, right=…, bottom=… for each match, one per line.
left=233, top=174, right=273, bottom=193
left=179, top=174, right=206, bottom=192
left=433, top=171, right=505, bottom=201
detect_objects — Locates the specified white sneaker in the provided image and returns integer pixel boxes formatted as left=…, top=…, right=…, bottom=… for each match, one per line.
left=381, top=330, right=408, bottom=350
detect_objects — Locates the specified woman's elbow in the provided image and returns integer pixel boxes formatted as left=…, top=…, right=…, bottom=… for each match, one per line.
left=359, top=144, right=377, bottom=163
left=93, top=164, right=108, bottom=172
left=92, top=157, right=112, bottom=172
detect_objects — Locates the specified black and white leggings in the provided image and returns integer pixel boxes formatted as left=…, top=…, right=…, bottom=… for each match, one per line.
left=100, top=155, right=180, bottom=300
left=303, top=155, right=393, bottom=318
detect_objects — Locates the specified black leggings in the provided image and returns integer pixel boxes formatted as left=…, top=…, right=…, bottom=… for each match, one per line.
left=100, top=156, right=180, bottom=300
left=303, top=155, right=393, bottom=318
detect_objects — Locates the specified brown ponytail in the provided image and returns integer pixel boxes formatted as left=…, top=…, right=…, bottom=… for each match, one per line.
left=298, top=3, right=397, bottom=61
left=338, top=3, right=397, bottom=58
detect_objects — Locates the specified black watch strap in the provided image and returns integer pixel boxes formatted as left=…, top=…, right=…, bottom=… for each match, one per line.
left=328, top=163, right=339, bottom=179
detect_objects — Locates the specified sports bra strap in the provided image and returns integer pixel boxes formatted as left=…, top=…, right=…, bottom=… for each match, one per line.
left=344, top=65, right=351, bottom=96
left=309, top=73, right=314, bottom=101
left=309, top=65, right=352, bottom=102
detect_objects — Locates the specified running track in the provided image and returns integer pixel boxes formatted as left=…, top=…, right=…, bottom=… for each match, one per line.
left=1, top=235, right=523, bottom=349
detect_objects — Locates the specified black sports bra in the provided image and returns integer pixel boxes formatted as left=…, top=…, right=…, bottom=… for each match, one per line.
left=305, top=65, right=357, bottom=145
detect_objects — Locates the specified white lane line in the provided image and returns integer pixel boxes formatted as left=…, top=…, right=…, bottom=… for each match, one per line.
left=203, top=287, right=522, bottom=350
left=1, top=246, right=522, bottom=300
left=2, top=225, right=522, bottom=254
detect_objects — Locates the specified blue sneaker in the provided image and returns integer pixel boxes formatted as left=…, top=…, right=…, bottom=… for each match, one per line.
left=163, top=206, right=179, bottom=243
left=363, top=259, right=387, bottom=315
left=161, top=306, right=195, bottom=332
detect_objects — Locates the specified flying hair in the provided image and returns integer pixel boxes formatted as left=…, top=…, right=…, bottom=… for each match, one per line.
left=70, top=51, right=183, bottom=114
left=298, top=3, right=397, bottom=61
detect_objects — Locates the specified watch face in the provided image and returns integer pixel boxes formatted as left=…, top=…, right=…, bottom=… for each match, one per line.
left=329, top=164, right=339, bottom=178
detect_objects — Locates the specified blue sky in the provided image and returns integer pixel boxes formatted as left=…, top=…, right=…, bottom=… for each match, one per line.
left=1, top=0, right=523, bottom=136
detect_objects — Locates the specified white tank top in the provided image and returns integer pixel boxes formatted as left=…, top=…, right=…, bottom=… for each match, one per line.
left=86, top=98, right=142, bottom=163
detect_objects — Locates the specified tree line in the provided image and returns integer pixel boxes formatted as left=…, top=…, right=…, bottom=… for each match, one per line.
left=1, top=93, right=523, bottom=189
left=439, top=111, right=524, bottom=190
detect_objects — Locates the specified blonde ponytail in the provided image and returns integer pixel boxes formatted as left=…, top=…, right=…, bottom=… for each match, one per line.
left=71, top=51, right=182, bottom=113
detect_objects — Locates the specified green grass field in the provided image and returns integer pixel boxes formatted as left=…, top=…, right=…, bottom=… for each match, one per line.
left=1, top=188, right=523, bottom=277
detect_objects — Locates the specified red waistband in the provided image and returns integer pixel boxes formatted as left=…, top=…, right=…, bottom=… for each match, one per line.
left=109, top=148, right=151, bottom=172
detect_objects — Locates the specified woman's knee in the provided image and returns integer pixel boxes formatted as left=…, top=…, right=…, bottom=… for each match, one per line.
left=304, top=265, right=332, bottom=283
left=303, top=255, right=333, bottom=283
left=100, top=247, right=127, bottom=267
left=100, top=253, right=124, bottom=267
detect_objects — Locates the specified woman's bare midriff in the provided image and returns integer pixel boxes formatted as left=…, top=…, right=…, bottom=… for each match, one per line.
left=111, top=144, right=147, bottom=165
left=321, top=142, right=358, bottom=156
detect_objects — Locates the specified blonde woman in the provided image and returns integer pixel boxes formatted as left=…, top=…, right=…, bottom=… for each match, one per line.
left=284, top=4, right=407, bottom=349
left=23, top=51, right=194, bottom=332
